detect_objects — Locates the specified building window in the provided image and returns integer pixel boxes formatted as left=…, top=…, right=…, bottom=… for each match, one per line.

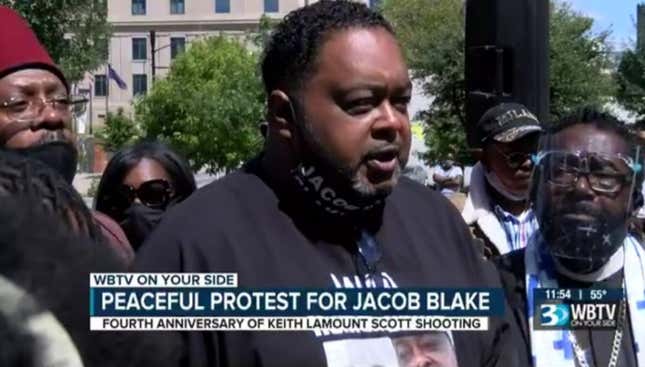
left=171, top=37, right=186, bottom=59
left=369, top=0, right=381, bottom=9
left=132, top=0, right=146, bottom=15
left=94, top=75, right=107, bottom=97
left=170, top=0, right=184, bottom=14
left=133, top=74, right=148, bottom=96
left=215, top=0, right=230, bottom=13
left=132, top=38, right=147, bottom=60
left=264, top=0, right=279, bottom=13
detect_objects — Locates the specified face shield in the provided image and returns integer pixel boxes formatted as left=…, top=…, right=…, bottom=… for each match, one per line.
left=530, top=133, right=642, bottom=273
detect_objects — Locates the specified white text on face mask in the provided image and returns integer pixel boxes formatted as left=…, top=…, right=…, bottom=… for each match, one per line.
left=294, top=165, right=379, bottom=215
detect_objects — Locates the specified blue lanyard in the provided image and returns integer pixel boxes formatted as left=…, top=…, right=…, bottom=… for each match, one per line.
left=355, top=230, right=384, bottom=287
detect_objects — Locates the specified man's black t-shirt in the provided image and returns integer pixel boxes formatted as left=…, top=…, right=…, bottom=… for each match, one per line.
left=135, top=158, right=526, bottom=367
left=496, top=249, right=637, bottom=367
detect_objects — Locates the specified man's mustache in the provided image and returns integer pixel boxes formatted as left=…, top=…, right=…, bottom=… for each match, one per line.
left=558, top=201, right=603, bottom=218
left=36, top=130, right=73, bottom=145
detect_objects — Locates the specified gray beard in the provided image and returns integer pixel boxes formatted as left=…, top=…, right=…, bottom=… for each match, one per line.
left=297, top=120, right=397, bottom=200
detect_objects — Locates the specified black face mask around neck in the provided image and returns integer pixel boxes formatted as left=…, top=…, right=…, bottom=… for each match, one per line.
left=291, top=162, right=384, bottom=218
left=286, top=98, right=385, bottom=218
left=11, top=141, right=78, bottom=183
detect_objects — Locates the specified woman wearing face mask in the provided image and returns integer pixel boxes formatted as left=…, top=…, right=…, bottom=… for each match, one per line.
left=95, top=141, right=196, bottom=250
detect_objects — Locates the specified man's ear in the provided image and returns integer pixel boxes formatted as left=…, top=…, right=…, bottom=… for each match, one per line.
left=267, top=90, right=295, bottom=140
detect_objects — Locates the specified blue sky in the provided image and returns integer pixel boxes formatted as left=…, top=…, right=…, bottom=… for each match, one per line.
left=561, top=0, right=640, bottom=50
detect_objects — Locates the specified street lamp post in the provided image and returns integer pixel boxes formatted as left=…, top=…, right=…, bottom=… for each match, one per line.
left=149, top=30, right=180, bottom=85
left=150, top=30, right=156, bottom=82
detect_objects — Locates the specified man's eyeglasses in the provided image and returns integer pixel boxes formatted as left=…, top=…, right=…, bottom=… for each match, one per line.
left=0, top=95, right=87, bottom=122
left=533, top=150, right=641, bottom=194
left=115, top=179, right=174, bottom=209
left=490, top=144, right=534, bottom=169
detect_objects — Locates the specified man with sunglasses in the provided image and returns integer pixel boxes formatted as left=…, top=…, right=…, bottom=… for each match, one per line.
left=136, top=2, right=523, bottom=366
left=462, top=103, right=542, bottom=258
left=0, top=6, right=133, bottom=263
left=496, top=108, right=645, bottom=367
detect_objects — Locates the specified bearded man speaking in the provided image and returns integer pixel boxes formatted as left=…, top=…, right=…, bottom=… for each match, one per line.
left=136, top=2, right=522, bottom=366
left=497, top=107, right=645, bottom=367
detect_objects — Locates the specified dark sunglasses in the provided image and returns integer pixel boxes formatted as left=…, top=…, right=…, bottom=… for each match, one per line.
left=116, top=179, right=174, bottom=209
left=491, top=144, right=534, bottom=169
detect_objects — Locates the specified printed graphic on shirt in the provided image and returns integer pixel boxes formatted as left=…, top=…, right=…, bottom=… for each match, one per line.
left=323, top=337, right=399, bottom=366
left=319, top=273, right=460, bottom=367
left=322, top=333, right=458, bottom=367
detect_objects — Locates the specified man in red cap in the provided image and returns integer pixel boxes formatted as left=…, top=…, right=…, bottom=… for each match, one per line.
left=0, top=5, right=133, bottom=264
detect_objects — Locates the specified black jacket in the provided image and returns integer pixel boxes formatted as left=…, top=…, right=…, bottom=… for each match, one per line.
left=136, top=158, right=529, bottom=367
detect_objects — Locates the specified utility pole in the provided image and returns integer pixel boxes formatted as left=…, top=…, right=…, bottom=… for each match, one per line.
left=465, top=0, right=549, bottom=148
left=150, top=30, right=156, bottom=83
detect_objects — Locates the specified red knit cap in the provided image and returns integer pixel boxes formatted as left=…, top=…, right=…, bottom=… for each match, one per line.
left=0, top=6, right=68, bottom=90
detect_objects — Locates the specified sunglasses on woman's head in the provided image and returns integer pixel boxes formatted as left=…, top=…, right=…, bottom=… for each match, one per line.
left=116, top=179, right=173, bottom=209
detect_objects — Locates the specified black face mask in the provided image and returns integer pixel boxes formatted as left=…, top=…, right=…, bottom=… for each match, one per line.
left=534, top=175, right=629, bottom=273
left=119, top=203, right=165, bottom=251
left=539, top=213, right=626, bottom=273
left=286, top=99, right=386, bottom=218
left=291, top=163, right=384, bottom=218
left=11, top=141, right=78, bottom=183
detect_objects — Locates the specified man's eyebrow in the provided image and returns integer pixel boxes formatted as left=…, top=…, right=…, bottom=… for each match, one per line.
left=334, top=80, right=413, bottom=96
left=7, top=79, right=64, bottom=93
left=337, top=81, right=387, bottom=91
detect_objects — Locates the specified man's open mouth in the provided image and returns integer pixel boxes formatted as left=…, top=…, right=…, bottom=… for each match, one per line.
left=365, top=147, right=399, bottom=173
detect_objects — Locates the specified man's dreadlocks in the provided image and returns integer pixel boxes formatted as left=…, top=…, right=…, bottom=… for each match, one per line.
left=0, top=150, right=100, bottom=241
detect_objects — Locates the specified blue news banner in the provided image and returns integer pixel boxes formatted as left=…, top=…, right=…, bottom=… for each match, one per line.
left=89, top=273, right=506, bottom=331
left=89, top=273, right=504, bottom=332
left=91, top=288, right=505, bottom=317
left=533, top=288, right=623, bottom=330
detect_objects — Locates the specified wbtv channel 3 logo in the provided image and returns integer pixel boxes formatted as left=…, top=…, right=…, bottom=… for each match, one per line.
left=538, top=302, right=619, bottom=329
left=539, top=303, right=570, bottom=327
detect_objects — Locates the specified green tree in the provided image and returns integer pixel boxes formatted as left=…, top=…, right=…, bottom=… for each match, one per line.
left=136, top=36, right=264, bottom=172
left=95, top=108, right=141, bottom=152
left=381, top=0, right=614, bottom=162
left=1, top=0, right=111, bottom=82
left=549, top=1, right=614, bottom=118
left=616, top=47, right=645, bottom=120
left=381, top=0, right=465, bottom=164
left=250, top=14, right=278, bottom=49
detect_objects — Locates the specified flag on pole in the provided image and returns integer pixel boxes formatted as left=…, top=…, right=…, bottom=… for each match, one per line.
left=108, top=64, right=127, bottom=90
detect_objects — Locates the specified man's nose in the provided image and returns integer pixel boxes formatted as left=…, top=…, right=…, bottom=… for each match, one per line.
left=571, top=173, right=595, bottom=198
left=371, top=102, right=407, bottom=142
left=519, top=155, right=533, bottom=170
left=410, top=356, right=434, bottom=367
left=30, top=102, right=69, bottom=131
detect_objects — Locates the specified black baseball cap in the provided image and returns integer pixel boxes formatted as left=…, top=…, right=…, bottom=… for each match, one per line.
left=476, top=103, right=542, bottom=144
